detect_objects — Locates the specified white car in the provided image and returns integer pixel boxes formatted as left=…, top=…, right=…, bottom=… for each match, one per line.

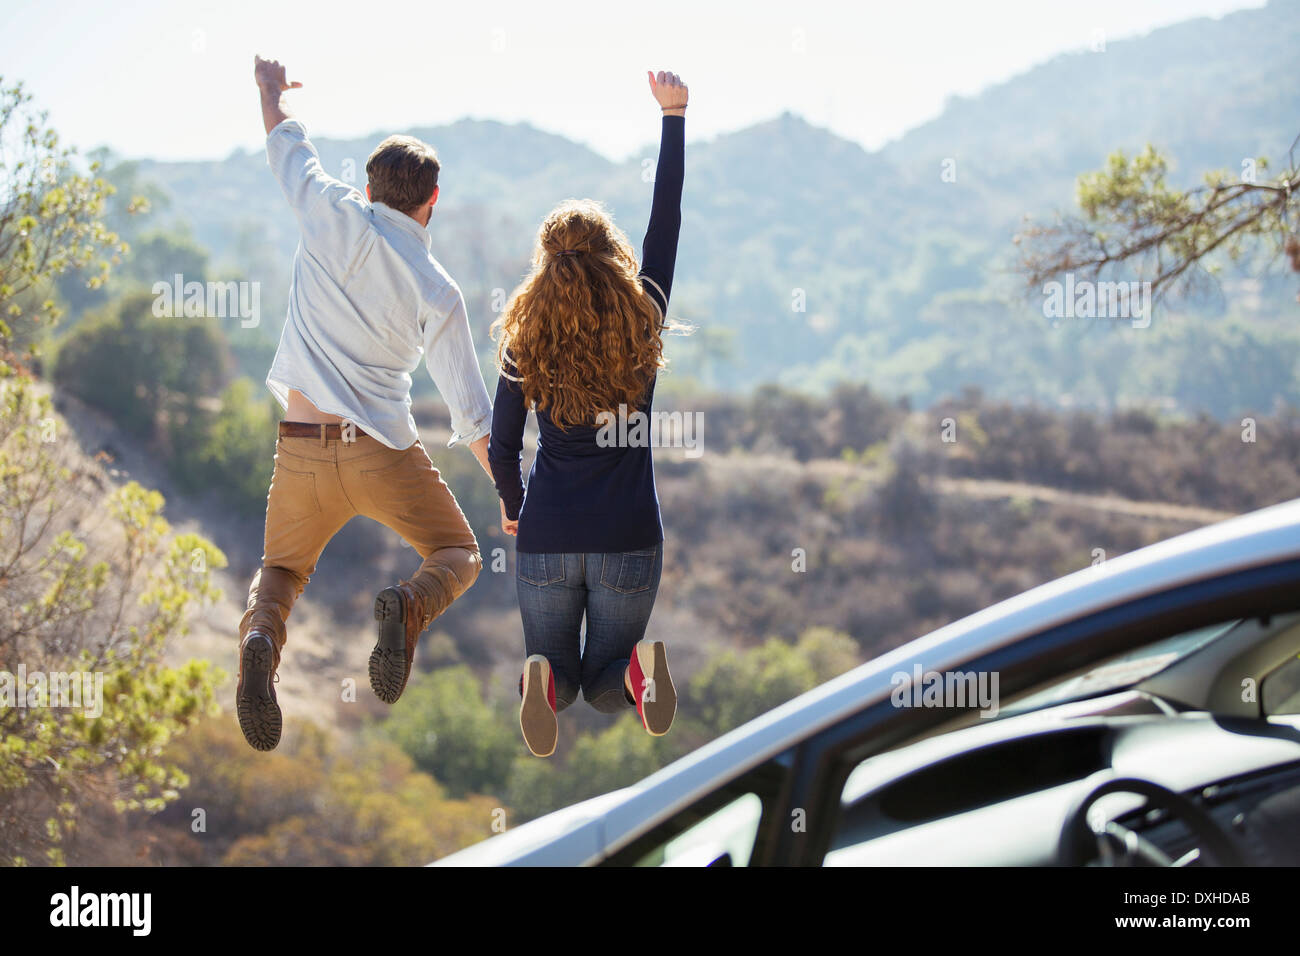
left=436, top=499, right=1300, bottom=867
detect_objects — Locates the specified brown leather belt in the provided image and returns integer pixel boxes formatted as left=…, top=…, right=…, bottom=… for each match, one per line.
left=278, top=421, right=369, bottom=441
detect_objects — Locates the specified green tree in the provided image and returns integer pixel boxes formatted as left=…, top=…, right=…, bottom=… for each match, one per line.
left=1018, top=139, right=1300, bottom=306
left=376, top=666, right=516, bottom=798
left=0, top=379, right=226, bottom=865
left=690, top=628, right=859, bottom=736
left=0, top=87, right=224, bottom=866
left=160, top=718, right=500, bottom=867
left=504, top=714, right=661, bottom=821
left=0, top=79, right=133, bottom=360
left=169, top=377, right=279, bottom=513
left=55, top=229, right=209, bottom=320
left=52, top=289, right=230, bottom=437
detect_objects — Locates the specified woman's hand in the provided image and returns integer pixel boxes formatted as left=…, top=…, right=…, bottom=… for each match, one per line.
left=500, top=500, right=519, bottom=537
left=648, top=70, right=688, bottom=116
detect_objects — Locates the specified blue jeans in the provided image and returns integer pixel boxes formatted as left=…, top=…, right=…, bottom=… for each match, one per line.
left=516, top=544, right=663, bottom=713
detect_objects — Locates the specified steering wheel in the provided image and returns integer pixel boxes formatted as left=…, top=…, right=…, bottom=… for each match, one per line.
left=1057, top=773, right=1245, bottom=866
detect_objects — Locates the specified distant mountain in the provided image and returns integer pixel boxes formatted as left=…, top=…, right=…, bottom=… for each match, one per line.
left=880, top=0, right=1300, bottom=228
left=120, top=0, right=1300, bottom=418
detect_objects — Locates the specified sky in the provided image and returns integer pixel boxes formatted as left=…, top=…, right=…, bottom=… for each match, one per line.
left=0, top=0, right=1268, bottom=162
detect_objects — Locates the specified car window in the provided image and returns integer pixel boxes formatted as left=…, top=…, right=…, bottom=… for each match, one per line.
left=634, top=792, right=764, bottom=867
left=600, top=753, right=791, bottom=867
left=1262, top=654, right=1300, bottom=715
left=996, top=620, right=1238, bottom=717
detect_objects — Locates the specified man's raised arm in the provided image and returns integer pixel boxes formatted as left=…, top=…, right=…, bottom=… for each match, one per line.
left=254, top=56, right=301, bottom=134
left=254, top=55, right=366, bottom=254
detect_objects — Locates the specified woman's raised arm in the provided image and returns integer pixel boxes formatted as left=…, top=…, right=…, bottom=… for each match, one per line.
left=639, top=70, right=687, bottom=319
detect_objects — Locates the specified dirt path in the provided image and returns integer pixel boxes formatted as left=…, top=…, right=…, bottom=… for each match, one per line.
left=931, top=477, right=1235, bottom=525
left=694, top=451, right=1235, bottom=526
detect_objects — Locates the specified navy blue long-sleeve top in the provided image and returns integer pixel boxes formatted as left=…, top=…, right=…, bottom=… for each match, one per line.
left=489, top=114, right=684, bottom=554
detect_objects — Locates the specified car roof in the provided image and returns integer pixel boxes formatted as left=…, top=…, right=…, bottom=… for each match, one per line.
left=436, top=498, right=1300, bottom=866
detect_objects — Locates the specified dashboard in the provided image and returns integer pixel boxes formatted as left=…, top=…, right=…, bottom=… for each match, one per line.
left=823, top=692, right=1300, bottom=866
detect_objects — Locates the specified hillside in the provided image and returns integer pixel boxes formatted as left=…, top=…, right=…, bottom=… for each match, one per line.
left=881, top=1, right=1300, bottom=224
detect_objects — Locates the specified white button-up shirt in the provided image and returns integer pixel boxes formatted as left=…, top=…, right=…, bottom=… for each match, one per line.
left=263, top=118, right=492, bottom=450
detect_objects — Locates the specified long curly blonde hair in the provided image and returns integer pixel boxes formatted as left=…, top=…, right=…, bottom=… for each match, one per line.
left=491, top=199, right=669, bottom=429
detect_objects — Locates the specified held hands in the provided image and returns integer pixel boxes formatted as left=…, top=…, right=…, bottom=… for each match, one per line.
left=500, top=500, right=519, bottom=537
left=648, top=70, right=688, bottom=116
left=254, top=55, right=302, bottom=94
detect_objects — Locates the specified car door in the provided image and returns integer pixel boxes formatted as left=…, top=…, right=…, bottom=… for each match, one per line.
left=760, top=557, right=1300, bottom=866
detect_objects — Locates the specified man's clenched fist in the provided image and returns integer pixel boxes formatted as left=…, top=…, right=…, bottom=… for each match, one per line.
left=254, top=55, right=302, bottom=94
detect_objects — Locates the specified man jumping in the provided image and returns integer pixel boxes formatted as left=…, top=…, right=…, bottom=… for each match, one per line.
left=236, top=56, right=497, bottom=751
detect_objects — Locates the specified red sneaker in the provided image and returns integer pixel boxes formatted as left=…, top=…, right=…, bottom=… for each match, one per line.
left=520, top=655, right=558, bottom=757
left=628, top=640, right=676, bottom=736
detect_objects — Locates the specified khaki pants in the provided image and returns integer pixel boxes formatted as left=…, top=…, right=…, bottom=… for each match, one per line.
left=239, top=430, right=482, bottom=653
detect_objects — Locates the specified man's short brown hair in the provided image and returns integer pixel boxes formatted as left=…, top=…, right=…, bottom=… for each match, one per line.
left=366, top=135, right=440, bottom=214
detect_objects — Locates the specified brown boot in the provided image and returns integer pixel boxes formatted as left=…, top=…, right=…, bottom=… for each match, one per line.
left=236, top=628, right=283, bottom=751
left=370, top=582, right=433, bottom=703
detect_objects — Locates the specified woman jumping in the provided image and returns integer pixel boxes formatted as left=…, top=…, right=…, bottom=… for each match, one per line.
left=488, top=69, right=689, bottom=756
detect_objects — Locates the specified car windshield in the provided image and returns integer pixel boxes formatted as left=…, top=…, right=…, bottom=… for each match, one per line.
left=996, top=619, right=1241, bottom=718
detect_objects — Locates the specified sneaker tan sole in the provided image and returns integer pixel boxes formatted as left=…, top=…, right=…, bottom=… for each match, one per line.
left=633, top=641, right=676, bottom=736
left=520, top=655, right=558, bottom=758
